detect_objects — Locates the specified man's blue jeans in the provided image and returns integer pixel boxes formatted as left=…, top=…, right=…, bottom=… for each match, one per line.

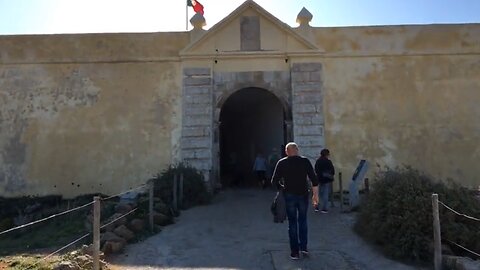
left=320, top=182, right=331, bottom=210
left=284, top=193, right=308, bottom=253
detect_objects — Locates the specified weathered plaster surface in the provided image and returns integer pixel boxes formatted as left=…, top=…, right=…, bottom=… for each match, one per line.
left=322, top=55, right=480, bottom=188
left=0, top=32, right=189, bottom=63
left=313, top=24, right=480, bottom=55
left=0, top=62, right=181, bottom=198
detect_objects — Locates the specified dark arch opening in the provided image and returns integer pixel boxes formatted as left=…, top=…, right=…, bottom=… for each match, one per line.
left=219, top=87, right=286, bottom=187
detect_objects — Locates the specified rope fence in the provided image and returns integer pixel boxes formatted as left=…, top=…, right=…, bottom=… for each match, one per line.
left=438, top=200, right=480, bottom=222
left=0, top=201, right=94, bottom=236
left=0, top=174, right=187, bottom=270
left=0, top=181, right=158, bottom=270
left=431, top=193, right=480, bottom=270
left=100, top=208, right=138, bottom=230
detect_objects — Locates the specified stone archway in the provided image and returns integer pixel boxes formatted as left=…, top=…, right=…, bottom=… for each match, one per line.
left=218, top=87, right=287, bottom=187
left=181, top=64, right=324, bottom=190
left=212, top=71, right=293, bottom=188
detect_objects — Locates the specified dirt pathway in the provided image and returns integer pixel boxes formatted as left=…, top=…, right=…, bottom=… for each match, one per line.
left=111, top=189, right=422, bottom=270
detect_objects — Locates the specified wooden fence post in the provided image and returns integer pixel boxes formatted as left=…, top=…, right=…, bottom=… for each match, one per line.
left=149, top=180, right=154, bottom=232
left=432, top=193, right=442, bottom=270
left=339, top=172, right=343, bottom=212
left=179, top=173, right=184, bottom=209
left=93, top=196, right=101, bottom=270
left=173, top=173, right=178, bottom=212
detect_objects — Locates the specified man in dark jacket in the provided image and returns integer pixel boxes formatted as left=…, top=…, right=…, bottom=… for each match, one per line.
left=271, top=142, right=319, bottom=260
left=314, top=148, right=335, bottom=213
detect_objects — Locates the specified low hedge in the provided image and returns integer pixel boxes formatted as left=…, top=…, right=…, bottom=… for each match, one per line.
left=355, top=167, right=480, bottom=263
left=151, top=163, right=212, bottom=210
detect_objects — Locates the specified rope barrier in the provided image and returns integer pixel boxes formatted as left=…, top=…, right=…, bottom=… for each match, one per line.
left=101, top=184, right=147, bottom=201
left=444, top=239, right=480, bottom=259
left=438, top=200, right=480, bottom=222
left=24, top=232, right=91, bottom=270
left=0, top=201, right=94, bottom=237
left=43, top=233, right=91, bottom=260
left=100, top=208, right=138, bottom=229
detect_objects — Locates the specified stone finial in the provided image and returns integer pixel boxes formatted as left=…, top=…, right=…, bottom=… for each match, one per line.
left=296, top=7, right=313, bottom=26
left=190, top=12, right=206, bottom=30
left=189, top=13, right=207, bottom=42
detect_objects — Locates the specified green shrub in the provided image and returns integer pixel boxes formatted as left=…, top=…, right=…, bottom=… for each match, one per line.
left=151, top=163, right=212, bottom=210
left=355, top=166, right=480, bottom=263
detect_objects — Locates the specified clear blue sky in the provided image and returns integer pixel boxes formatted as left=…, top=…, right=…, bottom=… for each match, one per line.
left=0, top=0, right=479, bottom=35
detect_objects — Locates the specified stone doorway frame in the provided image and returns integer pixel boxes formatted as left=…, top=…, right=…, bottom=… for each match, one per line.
left=212, top=71, right=293, bottom=188
left=181, top=63, right=324, bottom=190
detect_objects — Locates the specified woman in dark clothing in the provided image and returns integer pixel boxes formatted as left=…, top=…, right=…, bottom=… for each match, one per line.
left=314, top=149, right=335, bottom=213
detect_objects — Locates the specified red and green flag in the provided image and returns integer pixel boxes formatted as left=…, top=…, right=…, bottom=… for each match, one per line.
left=187, top=0, right=204, bottom=15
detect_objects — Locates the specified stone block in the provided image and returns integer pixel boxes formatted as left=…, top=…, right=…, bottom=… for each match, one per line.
left=292, top=82, right=321, bottom=92
left=182, top=126, right=210, bottom=137
left=292, top=63, right=322, bottom=72
left=236, top=71, right=256, bottom=83
left=293, top=92, right=323, bottom=104
left=295, top=135, right=325, bottom=147
left=296, top=125, right=324, bottom=136
left=113, top=225, right=135, bottom=241
left=184, top=77, right=211, bottom=86
left=293, top=116, right=312, bottom=125
left=182, top=149, right=212, bottom=159
left=291, top=72, right=310, bottom=83
left=184, top=94, right=211, bottom=105
left=184, top=158, right=212, bottom=171
left=183, top=115, right=211, bottom=127
left=184, top=105, right=212, bottom=116
left=184, top=67, right=210, bottom=76
left=181, top=137, right=211, bottom=149
left=292, top=104, right=316, bottom=114
left=129, top=219, right=145, bottom=232
left=309, top=71, right=322, bottom=82
left=184, top=86, right=211, bottom=95
left=311, top=114, right=325, bottom=124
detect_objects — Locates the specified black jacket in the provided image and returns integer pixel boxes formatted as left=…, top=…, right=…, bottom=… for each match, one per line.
left=271, top=155, right=318, bottom=195
left=314, top=157, right=335, bottom=184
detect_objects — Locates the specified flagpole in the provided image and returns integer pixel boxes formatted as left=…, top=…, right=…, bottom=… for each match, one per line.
left=186, top=4, right=188, bottom=31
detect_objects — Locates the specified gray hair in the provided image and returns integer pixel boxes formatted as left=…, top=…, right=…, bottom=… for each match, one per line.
left=285, top=142, right=298, bottom=151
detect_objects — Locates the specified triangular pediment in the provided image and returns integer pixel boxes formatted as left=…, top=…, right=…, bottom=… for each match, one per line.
left=180, top=0, right=320, bottom=56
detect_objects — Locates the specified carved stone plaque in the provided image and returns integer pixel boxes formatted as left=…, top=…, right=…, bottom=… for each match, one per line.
left=240, top=16, right=260, bottom=51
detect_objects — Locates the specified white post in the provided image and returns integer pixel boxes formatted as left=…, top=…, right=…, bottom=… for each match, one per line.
left=432, top=194, right=442, bottom=270
left=93, top=196, right=101, bottom=270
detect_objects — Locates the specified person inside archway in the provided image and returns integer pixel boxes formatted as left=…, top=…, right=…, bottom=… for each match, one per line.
left=252, top=152, right=268, bottom=188
left=271, top=142, right=319, bottom=260
left=267, top=147, right=281, bottom=180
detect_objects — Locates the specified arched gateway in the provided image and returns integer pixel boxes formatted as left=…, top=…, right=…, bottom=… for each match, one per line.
left=219, top=87, right=288, bottom=187
left=181, top=67, right=325, bottom=189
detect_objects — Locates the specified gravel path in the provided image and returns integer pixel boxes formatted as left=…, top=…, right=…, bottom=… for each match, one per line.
left=111, top=189, right=423, bottom=270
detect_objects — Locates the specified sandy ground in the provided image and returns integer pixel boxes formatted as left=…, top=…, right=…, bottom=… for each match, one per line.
left=110, top=189, right=423, bottom=270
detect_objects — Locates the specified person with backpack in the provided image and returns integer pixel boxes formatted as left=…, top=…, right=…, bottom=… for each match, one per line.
left=314, top=149, right=335, bottom=213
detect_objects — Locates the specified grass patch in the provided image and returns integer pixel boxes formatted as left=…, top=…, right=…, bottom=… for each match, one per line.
left=0, top=255, right=58, bottom=270
left=0, top=211, right=88, bottom=256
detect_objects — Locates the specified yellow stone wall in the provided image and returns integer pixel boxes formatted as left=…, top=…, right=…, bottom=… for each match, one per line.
left=0, top=33, right=187, bottom=198
left=1, top=20, right=479, bottom=198
left=312, top=24, right=480, bottom=189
